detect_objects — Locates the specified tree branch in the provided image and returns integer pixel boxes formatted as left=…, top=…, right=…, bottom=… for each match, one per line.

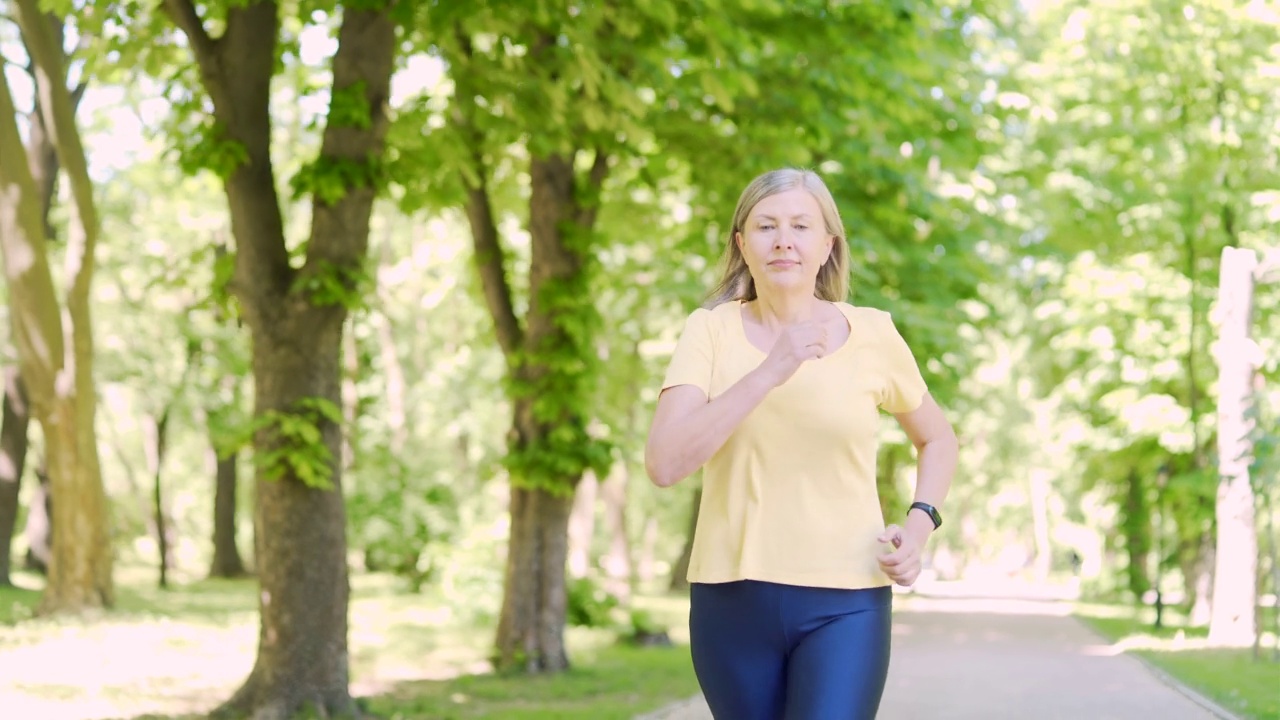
left=573, top=148, right=609, bottom=230
left=451, top=25, right=523, bottom=359
left=160, top=0, right=217, bottom=74
left=14, top=0, right=95, bottom=237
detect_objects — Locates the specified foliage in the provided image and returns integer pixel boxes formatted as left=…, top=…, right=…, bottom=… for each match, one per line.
left=4, top=0, right=1279, bottom=704
left=565, top=576, right=620, bottom=630
left=247, top=398, right=344, bottom=490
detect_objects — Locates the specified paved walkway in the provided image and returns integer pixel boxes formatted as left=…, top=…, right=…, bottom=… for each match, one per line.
left=638, top=595, right=1237, bottom=720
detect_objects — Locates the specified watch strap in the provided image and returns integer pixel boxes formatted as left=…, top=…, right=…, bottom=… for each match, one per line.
left=908, top=501, right=942, bottom=530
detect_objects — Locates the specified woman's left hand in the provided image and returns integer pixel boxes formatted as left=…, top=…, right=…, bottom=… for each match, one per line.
left=877, top=523, right=928, bottom=587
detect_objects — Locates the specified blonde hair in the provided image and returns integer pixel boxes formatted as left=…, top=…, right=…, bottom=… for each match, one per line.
left=705, top=168, right=850, bottom=308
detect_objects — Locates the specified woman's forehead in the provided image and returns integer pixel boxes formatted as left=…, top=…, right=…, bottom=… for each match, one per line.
left=750, top=189, right=821, bottom=217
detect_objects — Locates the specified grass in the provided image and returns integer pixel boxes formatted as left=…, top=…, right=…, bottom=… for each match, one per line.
left=1075, top=602, right=1280, bottom=720
left=0, top=581, right=42, bottom=624
left=366, top=642, right=699, bottom=720
left=0, top=568, right=697, bottom=720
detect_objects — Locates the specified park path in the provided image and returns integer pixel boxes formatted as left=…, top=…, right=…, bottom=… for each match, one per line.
left=637, top=592, right=1239, bottom=720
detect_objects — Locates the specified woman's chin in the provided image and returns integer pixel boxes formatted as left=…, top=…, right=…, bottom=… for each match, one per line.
left=756, top=274, right=816, bottom=293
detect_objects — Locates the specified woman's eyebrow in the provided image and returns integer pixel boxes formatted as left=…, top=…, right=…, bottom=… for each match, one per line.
left=753, top=213, right=814, bottom=221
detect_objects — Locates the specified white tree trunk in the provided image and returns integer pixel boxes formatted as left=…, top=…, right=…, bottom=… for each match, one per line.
left=1208, top=246, right=1259, bottom=646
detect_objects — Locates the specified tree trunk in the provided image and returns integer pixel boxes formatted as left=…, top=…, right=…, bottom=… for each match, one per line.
left=567, top=471, right=598, bottom=580
left=144, top=412, right=173, bottom=588
left=221, top=331, right=354, bottom=718
left=209, top=440, right=246, bottom=578
left=160, top=0, right=396, bottom=713
left=2, top=16, right=67, bottom=589
left=599, top=463, right=633, bottom=602
left=0, top=367, right=30, bottom=585
left=669, top=487, right=700, bottom=593
left=494, top=483, right=575, bottom=672
left=1208, top=246, right=1258, bottom=645
left=1, top=2, right=113, bottom=612
left=1122, top=467, right=1151, bottom=598
left=23, top=466, right=51, bottom=574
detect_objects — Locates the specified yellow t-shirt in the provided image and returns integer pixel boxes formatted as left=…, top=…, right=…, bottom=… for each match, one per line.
left=660, top=300, right=928, bottom=590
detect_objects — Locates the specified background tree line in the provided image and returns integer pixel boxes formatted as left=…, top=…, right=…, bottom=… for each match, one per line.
left=0, top=0, right=1276, bottom=718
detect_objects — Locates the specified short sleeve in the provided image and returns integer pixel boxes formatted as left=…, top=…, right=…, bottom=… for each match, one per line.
left=876, top=311, right=928, bottom=414
left=660, top=308, right=714, bottom=396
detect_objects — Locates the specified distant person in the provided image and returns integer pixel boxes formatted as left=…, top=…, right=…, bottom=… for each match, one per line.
left=645, top=168, right=959, bottom=719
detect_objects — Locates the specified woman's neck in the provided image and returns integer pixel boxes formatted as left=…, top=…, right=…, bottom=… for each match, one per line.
left=748, top=291, right=822, bottom=328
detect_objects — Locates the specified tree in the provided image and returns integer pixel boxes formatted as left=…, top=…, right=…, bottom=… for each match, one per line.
left=153, top=0, right=399, bottom=713
left=0, top=367, right=29, bottom=585
left=405, top=0, right=996, bottom=672
left=0, top=0, right=114, bottom=613
left=1209, top=246, right=1260, bottom=645
left=0, top=11, right=84, bottom=586
left=1002, top=0, right=1280, bottom=612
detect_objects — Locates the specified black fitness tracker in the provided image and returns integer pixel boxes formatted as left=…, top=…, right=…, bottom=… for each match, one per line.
left=908, top=501, right=942, bottom=530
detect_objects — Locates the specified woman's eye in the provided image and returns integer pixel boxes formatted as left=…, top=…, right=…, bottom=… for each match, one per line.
left=759, top=224, right=775, bottom=230
left=793, top=225, right=808, bottom=230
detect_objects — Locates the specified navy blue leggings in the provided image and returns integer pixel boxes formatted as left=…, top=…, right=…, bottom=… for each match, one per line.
left=689, top=580, right=892, bottom=720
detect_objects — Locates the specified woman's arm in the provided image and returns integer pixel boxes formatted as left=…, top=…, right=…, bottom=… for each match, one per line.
left=646, top=318, right=831, bottom=488
left=644, top=370, right=774, bottom=488
left=897, top=393, right=958, bottom=537
left=878, top=393, right=958, bottom=585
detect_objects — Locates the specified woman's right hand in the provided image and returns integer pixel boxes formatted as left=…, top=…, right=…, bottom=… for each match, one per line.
left=759, top=322, right=828, bottom=386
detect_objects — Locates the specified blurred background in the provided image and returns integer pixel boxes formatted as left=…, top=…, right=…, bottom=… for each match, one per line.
left=0, top=0, right=1276, bottom=718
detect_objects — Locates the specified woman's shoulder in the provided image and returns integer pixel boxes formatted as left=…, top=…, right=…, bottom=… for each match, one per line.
left=674, top=300, right=738, bottom=338
left=834, top=302, right=891, bottom=322
left=837, top=303, right=902, bottom=337
left=699, top=299, right=742, bottom=323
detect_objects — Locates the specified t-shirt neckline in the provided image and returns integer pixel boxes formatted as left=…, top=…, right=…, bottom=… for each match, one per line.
left=735, top=300, right=855, bottom=360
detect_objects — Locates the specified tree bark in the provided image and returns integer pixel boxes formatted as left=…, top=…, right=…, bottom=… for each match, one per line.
left=144, top=411, right=174, bottom=588
left=161, top=0, right=396, bottom=714
left=2, top=0, right=113, bottom=612
left=1208, top=246, right=1259, bottom=646
left=23, top=466, right=51, bottom=574
left=209, top=440, right=246, bottom=578
left=494, top=483, right=575, bottom=672
left=0, top=368, right=30, bottom=585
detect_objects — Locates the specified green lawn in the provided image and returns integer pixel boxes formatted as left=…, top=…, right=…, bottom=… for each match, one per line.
left=0, top=581, right=42, bottom=624
left=0, top=570, right=697, bottom=720
left=1076, top=603, right=1280, bottom=720
left=366, top=642, right=698, bottom=720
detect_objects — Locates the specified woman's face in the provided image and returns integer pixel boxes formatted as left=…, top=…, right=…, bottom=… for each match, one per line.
left=735, top=188, right=834, bottom=295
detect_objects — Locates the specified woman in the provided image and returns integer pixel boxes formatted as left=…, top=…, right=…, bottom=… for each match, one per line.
left=645, top=168, right=958, bottom=719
